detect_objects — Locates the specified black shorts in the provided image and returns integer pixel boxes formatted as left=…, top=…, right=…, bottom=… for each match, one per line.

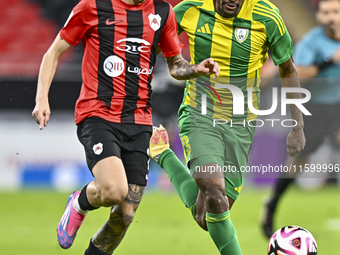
left=298, top=102, right=340, bottom=157
left=77, top=117, right=152, bottom=186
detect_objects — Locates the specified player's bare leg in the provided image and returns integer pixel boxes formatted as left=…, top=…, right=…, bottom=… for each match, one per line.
left=85, top=184, right=144, bottom=254
left=193, top=164, right=242, bottom=254
left=57, top=156, right=128, bottom=249
left=193, top=165, right=226, bottom=229
left=194, top=191, right=208, bottom=230
left=194, top=187, right=235, bottom=231
left=87, top=156, right=129, bottom=207
left=261, top=155, right=309, bottom=238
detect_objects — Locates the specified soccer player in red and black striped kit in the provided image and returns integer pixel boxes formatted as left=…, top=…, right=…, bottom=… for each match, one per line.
left=32, top=0, right=220, bottom=254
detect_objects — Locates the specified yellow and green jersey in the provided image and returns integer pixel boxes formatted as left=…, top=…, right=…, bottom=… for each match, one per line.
left=175, top=0, right=294, bottom=121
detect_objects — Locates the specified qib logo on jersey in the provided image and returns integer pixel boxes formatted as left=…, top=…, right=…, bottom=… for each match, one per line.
left=103, top=55, right=124, bottom=77
left=148, top=13, right=161, bottom=31
left=235, top=28, right=249, bottom=43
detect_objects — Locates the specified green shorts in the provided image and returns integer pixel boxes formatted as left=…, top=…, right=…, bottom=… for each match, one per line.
left=178, top=105, right=255, bottom=201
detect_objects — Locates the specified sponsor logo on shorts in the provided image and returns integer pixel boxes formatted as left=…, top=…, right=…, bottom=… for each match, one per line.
left=93, top=143, right=103, bottom=155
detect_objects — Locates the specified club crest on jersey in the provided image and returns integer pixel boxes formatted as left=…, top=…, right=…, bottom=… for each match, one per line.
left=148, top=14, right=161, bottom=31
left=235, top=28, right=249, bottom=43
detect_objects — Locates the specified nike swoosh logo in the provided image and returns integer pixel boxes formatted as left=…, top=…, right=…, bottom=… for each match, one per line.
left=106, top=19, right=123, bottom=26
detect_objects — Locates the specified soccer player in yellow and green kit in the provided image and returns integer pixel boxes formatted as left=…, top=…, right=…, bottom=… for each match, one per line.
left=150, top=0, right=306, bottom=254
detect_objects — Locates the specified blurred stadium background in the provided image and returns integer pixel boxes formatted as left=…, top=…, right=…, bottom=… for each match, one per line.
left=0, top=0, right=339, bottom=254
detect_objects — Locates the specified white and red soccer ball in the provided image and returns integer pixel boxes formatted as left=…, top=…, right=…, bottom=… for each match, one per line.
left=268, top=226, right=317, bottom=255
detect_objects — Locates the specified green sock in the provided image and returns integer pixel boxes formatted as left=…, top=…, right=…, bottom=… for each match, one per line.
left=206, top=211, right=243, bottom=255
left=158, top=149, right=199, bottom=215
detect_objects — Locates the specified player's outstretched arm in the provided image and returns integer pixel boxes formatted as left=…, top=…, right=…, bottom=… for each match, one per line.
left=165, top=54, right=220, bottom=80
left=32, top=34, right=71, bottom=130
left=279, top=57, right=306, bottom=156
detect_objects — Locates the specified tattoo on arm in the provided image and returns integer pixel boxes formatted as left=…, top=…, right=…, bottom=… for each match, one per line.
left=166, top=54, right=198, bottom=80
left=91, top=184, right=145, bottom=254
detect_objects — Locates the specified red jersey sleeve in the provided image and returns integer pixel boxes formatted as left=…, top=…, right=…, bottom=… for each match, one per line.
left=158, top=5, right=183, bottom=58
left=60, top=0, right=96, bottom=46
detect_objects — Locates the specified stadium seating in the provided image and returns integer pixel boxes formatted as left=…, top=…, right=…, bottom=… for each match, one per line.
left=0, top=0, right=57, bottom=77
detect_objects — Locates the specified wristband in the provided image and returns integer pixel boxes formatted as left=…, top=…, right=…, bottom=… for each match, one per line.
left=316, top=58, right=333, bottom=71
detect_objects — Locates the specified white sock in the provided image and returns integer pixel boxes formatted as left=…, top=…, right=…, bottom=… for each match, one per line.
left=73, top=195, right=88, bottom=215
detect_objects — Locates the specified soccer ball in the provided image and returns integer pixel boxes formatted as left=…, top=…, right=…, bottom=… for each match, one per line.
left=268, top=226, right=317, bottom=255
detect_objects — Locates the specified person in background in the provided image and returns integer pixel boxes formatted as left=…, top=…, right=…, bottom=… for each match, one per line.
left=261, top=0, right=340, bottom=238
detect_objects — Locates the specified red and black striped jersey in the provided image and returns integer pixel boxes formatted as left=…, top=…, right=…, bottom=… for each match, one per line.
left=60, top=0, right=183, bottom=125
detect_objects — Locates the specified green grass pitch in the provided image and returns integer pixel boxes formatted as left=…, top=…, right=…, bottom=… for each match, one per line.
left=0, top=185, right=339, bottom=254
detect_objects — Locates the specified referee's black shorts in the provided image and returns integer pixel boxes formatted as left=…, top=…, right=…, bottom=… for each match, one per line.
left=77, top=117, right=152, bottom=186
